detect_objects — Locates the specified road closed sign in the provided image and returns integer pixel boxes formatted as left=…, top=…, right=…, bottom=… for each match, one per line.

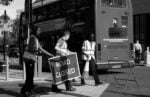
left=48, top=53, right=81, bottom=85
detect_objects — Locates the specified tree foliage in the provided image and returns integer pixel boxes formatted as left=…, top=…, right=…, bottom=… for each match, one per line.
left=0, top=0, right=13, bottom=6
left=12, top=18, right=19, bottom=41
left=0, top=14, right=10, bottom=21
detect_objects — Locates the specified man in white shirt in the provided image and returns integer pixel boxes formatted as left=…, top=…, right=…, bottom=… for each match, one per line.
left=51, top=30, right=76, bottom=92
left=133, top=40, right=142, bottom=64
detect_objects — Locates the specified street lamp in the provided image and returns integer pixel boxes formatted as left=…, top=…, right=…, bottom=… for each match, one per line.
left=3, top=10, right=7, bottom=62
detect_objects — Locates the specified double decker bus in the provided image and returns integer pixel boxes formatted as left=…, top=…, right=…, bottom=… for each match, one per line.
left=19, top=0, right=134, bottom=69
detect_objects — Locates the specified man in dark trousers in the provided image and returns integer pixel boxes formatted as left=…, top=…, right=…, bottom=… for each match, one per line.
left=80, top=33, right=103, bottom=86
left=133, top=40, right=142, bottom=64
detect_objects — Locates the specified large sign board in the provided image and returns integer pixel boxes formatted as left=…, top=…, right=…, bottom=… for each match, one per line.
left=48, top=53, right=81, bottom=85
left=35, top=18, right=65, bottom=32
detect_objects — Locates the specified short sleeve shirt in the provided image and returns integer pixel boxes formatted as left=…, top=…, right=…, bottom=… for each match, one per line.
left=55, top=38, right=68, bottom=55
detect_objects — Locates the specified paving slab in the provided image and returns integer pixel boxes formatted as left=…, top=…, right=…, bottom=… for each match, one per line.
left=40, top=80, right=109, bottom=97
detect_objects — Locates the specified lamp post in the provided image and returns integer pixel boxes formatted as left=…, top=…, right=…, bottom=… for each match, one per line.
left=3, top=10, right=7, bottom=62
left=25, top=0, right=32, bottom=43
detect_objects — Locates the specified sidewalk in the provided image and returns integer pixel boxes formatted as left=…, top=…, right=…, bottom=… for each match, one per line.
left=0, top=68, right=109, bottom=97
left=40, top=81, right=109, bottom=97
left=0, top=69, right=52, bottom=82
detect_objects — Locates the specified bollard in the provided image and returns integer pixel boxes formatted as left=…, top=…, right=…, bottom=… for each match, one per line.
left=147, top=47, right=149, bottom=51
left=34, top=61, right=38, bottom=77
left=34, top=56, right=42, bottom=77
left=145, top=47, right=150, bottom=67
left=23, top=61, right=26, bottom=80
left=37, top=56, right=42, bottom=77
left=6, top=55, right=9, bottom=81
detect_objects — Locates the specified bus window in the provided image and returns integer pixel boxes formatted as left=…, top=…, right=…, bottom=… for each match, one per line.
left=112, top=18, right=118, bottom=27
left=102, top=0, right=126, bottom=8
left=109, top=28, right=127, bottom=38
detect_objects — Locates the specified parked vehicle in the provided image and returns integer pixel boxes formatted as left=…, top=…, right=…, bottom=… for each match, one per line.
left=8, top=45, right=19, bottom=58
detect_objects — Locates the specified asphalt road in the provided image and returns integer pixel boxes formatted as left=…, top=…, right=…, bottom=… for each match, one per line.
left=101, top=66, right=150, bottom=97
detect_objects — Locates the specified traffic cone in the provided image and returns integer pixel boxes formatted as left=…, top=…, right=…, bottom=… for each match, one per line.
left=82, top=61, right=89, bottom=79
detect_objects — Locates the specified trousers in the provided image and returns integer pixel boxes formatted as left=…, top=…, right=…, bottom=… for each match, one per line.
left=135, top=50, right=141, bottom=64
left=80, top=58, right=100, bottom=84
left=21, top=59, right=35, bottom=93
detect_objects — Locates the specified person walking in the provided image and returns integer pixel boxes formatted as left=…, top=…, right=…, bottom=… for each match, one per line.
left=80, top=33, right=102, bottom=86
left=51, top=30, right=76, bottom=92
left=20, top=25, right=54, bottom=97
left=133, top=40, right=142, bottom=64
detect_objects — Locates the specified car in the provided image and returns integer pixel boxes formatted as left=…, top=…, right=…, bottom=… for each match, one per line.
left=8, top=45, right=19, bottom=58
left=0, top=46, right=4, bottom=53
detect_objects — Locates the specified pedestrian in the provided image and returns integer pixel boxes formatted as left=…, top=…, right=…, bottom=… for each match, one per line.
left=80, top=33, right=103, bottom=86
left=20, top=25, right=54, bottom=97
left=133, top=40, right=142, bottom=64
left=51, top=30, right=76, bottom=92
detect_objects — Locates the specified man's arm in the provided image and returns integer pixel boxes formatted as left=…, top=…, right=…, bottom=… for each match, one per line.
left=38, top=42, right=54, bottom=57
left=55, top=43, right=67, bottom=54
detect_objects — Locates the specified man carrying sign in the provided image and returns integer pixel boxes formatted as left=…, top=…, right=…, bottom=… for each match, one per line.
left=51, top=30, right=76, bottom=92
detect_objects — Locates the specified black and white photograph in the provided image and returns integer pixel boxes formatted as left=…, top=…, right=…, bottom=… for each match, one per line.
left=0, top=0, right=150, bottom=97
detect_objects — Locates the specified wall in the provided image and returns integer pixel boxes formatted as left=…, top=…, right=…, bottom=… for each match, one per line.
left=132, top=0, right=150, bottom=15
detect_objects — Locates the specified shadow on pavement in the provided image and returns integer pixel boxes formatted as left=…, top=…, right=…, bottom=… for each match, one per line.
left=33, top=87, right=89, bottom=97
left=97, top=69, right=125, bottom=75
left=18, top=83, right=39, bottom=88
left=32, top=86, right=51, bottom=95
left=0, top=88, right=20, bottom=97
left=18, top=83, right=91, bottom=97
left=32, top=86, right=90, bottom=97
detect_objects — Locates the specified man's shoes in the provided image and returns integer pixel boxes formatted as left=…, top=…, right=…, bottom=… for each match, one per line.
left=31, top=85, right=38, bottom=90
left=95, top=82, right=103, bottom=86
left=52, top=87, right=61, bottom=92
left=20, top=90, right=28, bottom=97
left=81, top=82, right=86, bottom=85
left=66, top=87, right=76, bottom=91
left=29, top=94, right=40, bottom=97
left=20, top=91, right=31, bottom=97
left=20, top=93, right=27, bottom=97
left=51, top=84, right=62, bottom=92
left=81, top=78, right=86, bottom=85
left=52, top=88, right=62, bottom=92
